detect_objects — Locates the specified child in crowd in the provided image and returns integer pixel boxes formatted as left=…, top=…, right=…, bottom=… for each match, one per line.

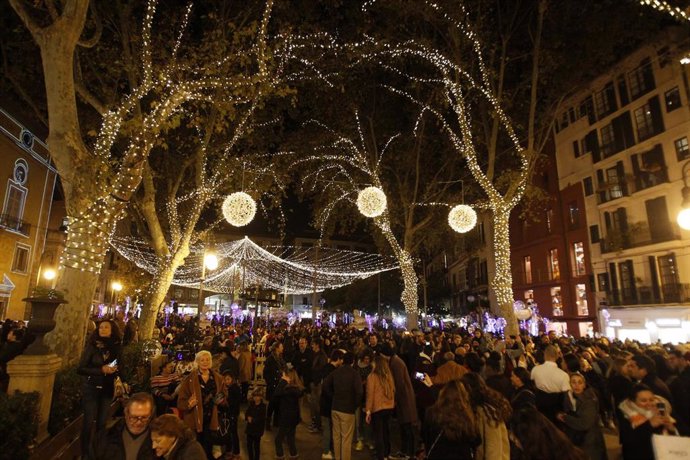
left=219, top=370, right=242, bottom=460
left=245, top=387, right=267, bottom=460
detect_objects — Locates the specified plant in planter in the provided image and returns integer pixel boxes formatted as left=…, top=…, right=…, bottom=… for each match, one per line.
left=47, top=365, right=83, bottom=436
left=0, top=390, right=39, bottom=458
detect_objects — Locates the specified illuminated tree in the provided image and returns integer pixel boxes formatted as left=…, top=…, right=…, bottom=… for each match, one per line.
left=295, top=112, right=464, bottom=328
left=5, top=0, right=296, bottom=362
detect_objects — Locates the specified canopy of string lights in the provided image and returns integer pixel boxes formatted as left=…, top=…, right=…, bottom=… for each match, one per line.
left=110, top=236, right=398, bottom=294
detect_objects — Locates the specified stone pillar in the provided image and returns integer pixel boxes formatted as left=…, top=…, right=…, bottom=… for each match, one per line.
left=8, top=354, right=62, bottom=443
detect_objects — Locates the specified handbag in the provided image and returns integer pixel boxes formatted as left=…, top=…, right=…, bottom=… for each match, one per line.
left=113, top=376, right=129, bottom=400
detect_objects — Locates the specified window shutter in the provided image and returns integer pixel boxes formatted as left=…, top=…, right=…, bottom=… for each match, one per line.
left=605, top=82, right=618, bottom=114
left=617, top=207, right=629, bottom=233
left=617, top=75, right=629, bottom=107
left=641, top=58, right=655, bottom=92
left=604, top=211, right=612, bottom=230
left=597, top=170, right=606, bottom=203
left=648, top=95, right=665, bottom=136
left=616, top=161, right=628, bottom=195
left=648, top=256, right=661, bottom=300
left=587, top=130, right=601, bottom=163
left=631, top=154, right=641, bottom=192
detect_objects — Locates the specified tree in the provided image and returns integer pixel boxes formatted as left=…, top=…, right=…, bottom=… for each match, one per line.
left=5, top=0, right=296, bottom=363
left=294, top=109, right=465, bottom=328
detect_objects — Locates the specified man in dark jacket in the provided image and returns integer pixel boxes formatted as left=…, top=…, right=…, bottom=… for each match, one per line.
left=668, top=350, right=690, bottom=435
left=263, top=341, right=285, bottom=430
left=89, top=392, right=154, bottom=460
left=630, top=354, right=673, bottom=404
left=309, top=339, right=328, bottom=432
left=323, top=352, right=363, bottom=460
left=219, top=344, right=240, bottom=378
left=290, top=336, right=313, bottom=391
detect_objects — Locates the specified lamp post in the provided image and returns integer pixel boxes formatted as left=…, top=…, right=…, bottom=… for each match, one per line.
left=42, top=268, right=56, bottom=289
left=677, top=161, right=690, bottom=230
left=111, top=281, right=123, bottom=315
left=198, top=250, right=218, bottom=316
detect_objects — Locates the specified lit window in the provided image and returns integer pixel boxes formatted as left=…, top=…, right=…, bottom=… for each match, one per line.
left=675, top=137, right=689, bottom=161
left=549, top=248, right=560, bottom=280
left=523, top=256, right=532, bottom=284
left=664, top=87, right=681, bottom=112
left=634, top=102, right=655, bottom=141
left=572, top=242, right=586, bottom=276
left=551, top=287, right=563, bottom=316
left=546, top=209, right=553, bottom=233
left=576, top=284, right=589, bottom=316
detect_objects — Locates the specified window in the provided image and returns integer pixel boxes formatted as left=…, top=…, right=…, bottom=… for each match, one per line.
left=524, top=289, right=534, bottom=302
left=548, top=248, right=560, bottom=280
left=665, top=87, right=681, bottom=112
left=619, top=260, right=636, bottom=304
left=551, top=286, right=563, bottom=316
left=572, top=242, right=586, bottom=276
left=573, top=140, right=581, bottom=158
left=546, top=209, right=553, bottom=233
left=600, top=123, right=615, bottom=157
left=606, top=166, right=624, bottom=199
left=594, top=83, right=617, bottom=119
left=568, top=202, right=580, bottom=229
left=477, top=222, right=486, bottom=245
left=658, top=253, right=680, bottom=302
left=479, top=260, right=488, bottom=285
left=633, top=144, right=667, bottom=190
left=583, top=177, right=594, bottom=196
left=11, top=244, right=30, bottom=273
left=575, top=283, right=589, bottom=315
left=3, top=183, right=26, bottom=222
left=628, top=58, right=655, bottom=100
left=675, top=137, right=689, bottom=161
left=589, top=225, right=600, bottom=243
left=523, top=256, right=532, bottom=284
left=634, top=102, right=655, bottom=141
left=598, top=273, right=610, bottom=293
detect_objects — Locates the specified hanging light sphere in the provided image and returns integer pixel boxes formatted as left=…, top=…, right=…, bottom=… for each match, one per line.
left=222, top=192, right=257, bottom=227
left=448, top=204, right=477, bottom=233
left=357, top=186, right=387, bottom=218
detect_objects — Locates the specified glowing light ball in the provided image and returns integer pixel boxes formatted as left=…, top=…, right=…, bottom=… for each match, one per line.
left=677, top=207, right=690, bottom=230
left=357, top=186, right=387, bottom=218
left=448, top=204, right=477, bottom=233
left=141, top=339, right=162, bottom=362
left=223, top=192, right=257, bottom=227
left=515, top=309, right=532, bottom=321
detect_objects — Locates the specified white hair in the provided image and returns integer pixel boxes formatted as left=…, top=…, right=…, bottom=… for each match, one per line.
left=194, top=350, right=212, bottom=367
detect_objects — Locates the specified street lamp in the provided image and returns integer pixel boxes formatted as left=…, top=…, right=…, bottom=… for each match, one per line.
left=42, top=267, right=57, bottom=289
left=111, top=281, right=123, bottom=313
left=677, top=161, right=690, bottom=230
left=198, top=249, right=217, bottom=315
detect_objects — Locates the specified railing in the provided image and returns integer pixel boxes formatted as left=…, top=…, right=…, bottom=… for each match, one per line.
left=601, top=224, right=679, bottom=253
left=603, top=283, right=690, bottom=306
left=0, top=213, right=30, bottom=236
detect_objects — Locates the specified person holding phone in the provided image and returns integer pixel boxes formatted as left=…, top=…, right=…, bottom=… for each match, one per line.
left=618, top=384, right=678, bottom=460
left=77, top=319, right=122, bottom=459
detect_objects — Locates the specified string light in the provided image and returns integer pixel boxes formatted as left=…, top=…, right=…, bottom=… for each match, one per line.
left=448, top=204, right=477, bottom=233
left=357, top=186, right=387, bottom=217
left=638, top=0, right=690, bottom=22
left=222, top=192, right=257, bottom=227
left=110, top=236, right=398, bottom=294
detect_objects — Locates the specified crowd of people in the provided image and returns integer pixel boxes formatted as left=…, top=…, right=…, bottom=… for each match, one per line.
left=2, top=312, right=689, bottom=459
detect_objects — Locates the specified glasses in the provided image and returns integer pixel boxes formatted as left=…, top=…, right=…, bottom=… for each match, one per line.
left=126, top=414, right=151, bottom=423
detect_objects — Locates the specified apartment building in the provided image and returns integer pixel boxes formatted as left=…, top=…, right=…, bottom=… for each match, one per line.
left=554, top=28, right=690, bottom=343
left=0, top=108, right=59, bottom=320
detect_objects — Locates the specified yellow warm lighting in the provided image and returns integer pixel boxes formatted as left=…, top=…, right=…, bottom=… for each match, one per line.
left=112, top=281, right=123, bottom=292
left=43, top=268, right=56, bottom=281
left=204, top=253, right=219, bottom=270
left=677, top=207, right=690, bottom=230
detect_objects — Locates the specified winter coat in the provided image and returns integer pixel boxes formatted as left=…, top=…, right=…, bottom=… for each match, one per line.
left=475, top=406, right=509, bottom=460
left=562, top=390, right=607, bottom=460
left=245, top=401, right=267, bottom=437
left=366, top=372, right=395, bottom=415
left=323, top=364, right=363, bottom=414
left=77, top=337, right=122, bottom=394
left=238, top=349, right=253, bottom=383
left=422, top=418, right=480, bottom=460
left=160, top=435, right=206, bottom=460
left=177, top=369, right=225, bottom=433
left=89, top=419, right=153, bottom=460
left=263, top=352, right=285, bottom=398
left=388, top=354, right=418, bottom=424
left=273, top=380, right=302, bottom=428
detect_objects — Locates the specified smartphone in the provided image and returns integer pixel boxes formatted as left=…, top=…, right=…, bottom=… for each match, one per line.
left=415, top=372, right=425, bottom=381
left=108, top=359, right=118, bottom=367
left=656, top=401, right=666, bottom=416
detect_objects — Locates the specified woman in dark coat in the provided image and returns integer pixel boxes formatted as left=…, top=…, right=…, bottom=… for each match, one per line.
left=150, top=414, right=206, bottom=460
left=273, top=368, right=304, bottom=459
left=422, top=380, right=480, bottom=460
left=510, top=367, right=536, bottom=413
left=77, top=319, right=122, bottom=458
left=557, top=373, right=607, bottom=460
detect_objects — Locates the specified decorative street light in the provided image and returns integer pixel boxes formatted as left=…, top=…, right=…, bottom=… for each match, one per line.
left=677, top=161, right=690, bottom=230
left=42, top=267, right=57, bottom=289
left=198, top=248, right=218, bottom=315
left=111, top=280, right=123, bottom=312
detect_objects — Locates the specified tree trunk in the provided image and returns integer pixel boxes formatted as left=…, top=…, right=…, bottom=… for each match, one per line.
left=138, top=264, right=177, bottom=340
left=491, top=204, right=519, bottom=336
left=399, top=253, right=419, bottom=329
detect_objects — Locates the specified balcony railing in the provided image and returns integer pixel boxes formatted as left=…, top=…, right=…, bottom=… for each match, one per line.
left=603, top=283, right=690, bottom=306
left=601, top=223, right=679, bottom=253
left=0, top=214, right=30, bottom=236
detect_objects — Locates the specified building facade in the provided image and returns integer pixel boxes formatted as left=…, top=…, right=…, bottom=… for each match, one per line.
left=554, top=28, right=690, bottom=343
left=0, top=108, right=59, bottom=320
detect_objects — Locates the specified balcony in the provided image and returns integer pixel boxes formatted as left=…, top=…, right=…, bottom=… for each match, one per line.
left=603, top=283, right=690, bottom=306
left=601, top=223, right=679, bottom=253
left=0, top=214, right=30, bottom=236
